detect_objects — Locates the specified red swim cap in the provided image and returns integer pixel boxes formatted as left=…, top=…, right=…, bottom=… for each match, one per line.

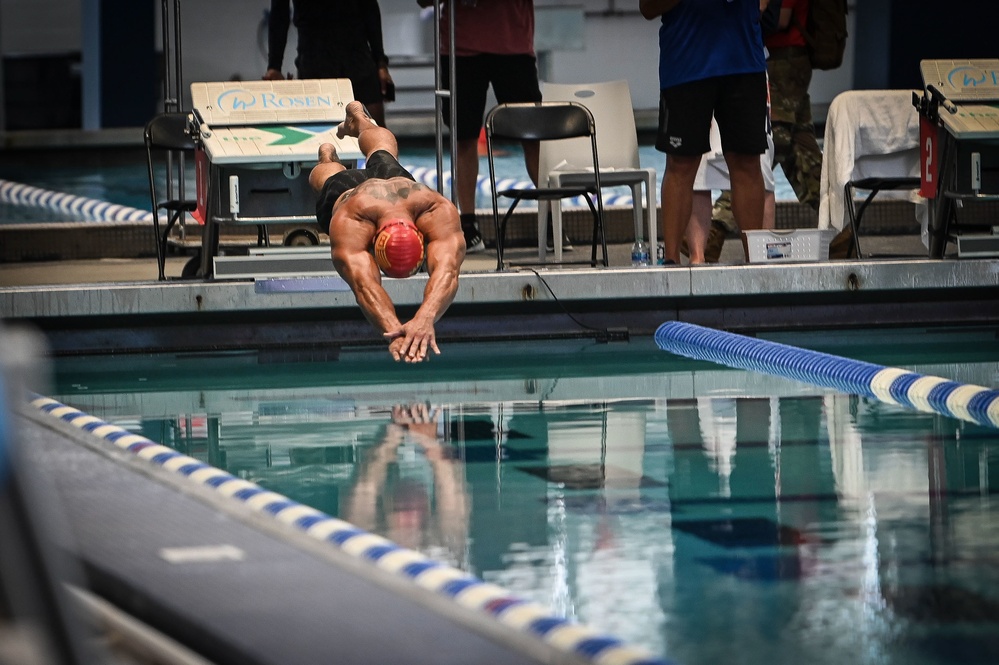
left=373, top=219, right=425, bottom=278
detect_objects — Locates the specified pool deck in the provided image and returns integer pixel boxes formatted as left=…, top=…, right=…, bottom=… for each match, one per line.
left=2, top=233, right=998, bottom=356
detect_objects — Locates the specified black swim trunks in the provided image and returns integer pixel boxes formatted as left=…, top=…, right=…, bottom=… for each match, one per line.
left=315, top=150, right=416, bottom=233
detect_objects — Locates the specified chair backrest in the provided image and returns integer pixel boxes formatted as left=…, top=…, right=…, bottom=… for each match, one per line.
left=485, top=102, right=595, bottom=143
left=144, top=112, right=196, bottom=152
left=539, top=80, right=640, bottom=175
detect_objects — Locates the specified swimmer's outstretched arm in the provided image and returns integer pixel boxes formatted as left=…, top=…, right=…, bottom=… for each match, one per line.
left=328, top=209, right=407, bottom=353
left=383, top=200, right=464, bottom=363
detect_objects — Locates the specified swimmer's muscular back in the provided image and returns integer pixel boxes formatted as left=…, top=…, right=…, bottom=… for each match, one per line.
left=329, top=177, right=459, bottom=248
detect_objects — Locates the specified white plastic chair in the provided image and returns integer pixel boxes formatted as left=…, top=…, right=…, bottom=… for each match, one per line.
left=539, top=80, right=657, bottom=264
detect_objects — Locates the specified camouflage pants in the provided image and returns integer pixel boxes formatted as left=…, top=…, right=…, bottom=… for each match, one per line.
left=767, top=49, right=822, bottom=211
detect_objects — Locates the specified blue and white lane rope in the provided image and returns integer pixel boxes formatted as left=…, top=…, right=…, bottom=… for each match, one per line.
left=402, top=168, right=634, bottom=208
left=0, top=179, right=153, bottom=223
left=3, top=170, right=632, bottom=222
left=655, top=321, right=999, bottom=429
left=31, top=395, right=671, bottom=665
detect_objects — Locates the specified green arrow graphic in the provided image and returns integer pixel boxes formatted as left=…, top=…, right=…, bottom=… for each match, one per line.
left=259, top=126, right=313, bottom=145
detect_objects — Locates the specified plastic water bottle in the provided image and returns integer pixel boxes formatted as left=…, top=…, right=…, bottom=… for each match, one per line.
left=631, top=238, right=651, bottom=267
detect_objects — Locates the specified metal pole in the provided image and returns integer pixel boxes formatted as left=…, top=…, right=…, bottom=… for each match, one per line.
left=0, top=2, right=6, bottom=134
left=160, top=0, right=173, bottom=112
left=172, top=0, right=184, bottom=113
left=432, top=2, right=445, bottom=196
left=447, top=0, right=457, bottom=205
left=159, top=0, right=187, bottom=234
left=159, top=0, right=186, bottom=113
left=172, top=0, right=186, bottom=218
left=432, top=1, right=457, bottom=203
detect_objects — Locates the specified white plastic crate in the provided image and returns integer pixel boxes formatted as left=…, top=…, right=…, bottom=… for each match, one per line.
left=744, top=229, right=836, bottom=263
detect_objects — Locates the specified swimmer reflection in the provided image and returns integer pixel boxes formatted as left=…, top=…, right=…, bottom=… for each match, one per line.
left=344, top=403, right=470, bottom=568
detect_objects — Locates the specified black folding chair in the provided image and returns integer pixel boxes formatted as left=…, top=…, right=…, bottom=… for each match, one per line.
left=845, top=176, right=921, bottom=258
left=485, top=102, right=608, bottom=270
left=144, top=113, right=198, bottom=280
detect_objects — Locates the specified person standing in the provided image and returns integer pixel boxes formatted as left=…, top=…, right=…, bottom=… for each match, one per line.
left=766, top=0, right=822, bottom=212
left=686, top=116, right=777, bottom=264
left=641, top=0, right=769, bottom=265
left=707, top=0, right=824, bottom=262
left=265, top=0, right=394, bottom=128
left=417, top=0, right=542, bottom=254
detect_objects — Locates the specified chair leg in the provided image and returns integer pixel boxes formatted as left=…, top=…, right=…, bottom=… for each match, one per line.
left=853, top=189, right=880, bottom=257
left=159, top=212, right=183, bottom=281
left=630, top=182, right=643, bottom=242
left=645, top=173, right=657, bottom=256
left=551, top=200, right=565, bottom=264
left=496, top=198, right=521, bottom=270
left=582, top=194, right=606, bottom=267
left=153, top=214, right=165, bottom=281
left=846, top=182, right=881, bottom=259
left=845, top=183, right=862, bottom=259
left=537, top=200, right=551, bottom=264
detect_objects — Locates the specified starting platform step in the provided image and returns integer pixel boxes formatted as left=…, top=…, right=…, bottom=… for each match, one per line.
left=956, top=233, right=999, bottom=258
left=213, top=247, right=333, bottom=279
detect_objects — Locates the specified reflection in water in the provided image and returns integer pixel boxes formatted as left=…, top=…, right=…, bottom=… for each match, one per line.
left=342, top=403, right=469, bottom=568
left=82, top=389, right=999, bottom=664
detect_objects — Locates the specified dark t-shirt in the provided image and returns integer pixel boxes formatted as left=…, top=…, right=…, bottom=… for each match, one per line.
left=267, top=0, right=388, bottom=75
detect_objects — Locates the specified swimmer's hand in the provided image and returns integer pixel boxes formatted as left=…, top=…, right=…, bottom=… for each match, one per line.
left=384, top=319, right=440, bottom=363
left=391, top=403, right=440, bottom=445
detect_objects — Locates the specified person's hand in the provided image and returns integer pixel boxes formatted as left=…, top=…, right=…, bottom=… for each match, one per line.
left=392, top=403, right=441, bottom=449
left=379, top=66, right=395, bottom=103
left=384, top=317, right=440, bottom=363
left=263, top=68, right=292, bottom=81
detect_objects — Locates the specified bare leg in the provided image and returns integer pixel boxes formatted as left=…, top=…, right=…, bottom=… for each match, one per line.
left=521, top=139, right=540, bottom=186
left=661, top=154, right=700, bottom=264
left=455, top=138, right=479, bottom=216
left=337, top=100, right=398, bottom=159
left=686, top=191, right=712, bottom=264
left=763, top=190, right=775, bottom=230
left=725, top=152, right=765, bottom=260
left=309, top=143, right=347, bottom=193
left=725, top=152, right=765, bottom=232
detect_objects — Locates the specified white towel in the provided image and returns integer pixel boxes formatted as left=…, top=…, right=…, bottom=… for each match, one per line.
left=818, top=90, right=922, bottom=230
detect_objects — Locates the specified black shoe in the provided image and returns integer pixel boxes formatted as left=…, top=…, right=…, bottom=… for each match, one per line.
left=464, top=227, right=486, bottom=254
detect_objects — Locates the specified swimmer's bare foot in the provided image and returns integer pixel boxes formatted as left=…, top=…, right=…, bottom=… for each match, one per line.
left=336, top=101, right=377, bottom=139
left=317, top=142, right=339, bottom=164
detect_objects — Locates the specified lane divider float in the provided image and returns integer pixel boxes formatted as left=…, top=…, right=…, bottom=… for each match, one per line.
left=31, top=394, right=672, bottom=665
left=654, top=321, right=999, bottom=429
left=0, top=178, right=152, bottom=222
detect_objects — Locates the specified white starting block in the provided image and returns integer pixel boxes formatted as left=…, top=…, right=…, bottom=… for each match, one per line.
left=917, top=60, right=999, bottom=258
left=189, top=79, right=365, bottom=277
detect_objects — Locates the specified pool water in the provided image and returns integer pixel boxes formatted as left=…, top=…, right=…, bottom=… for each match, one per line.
left=48, top=332, right=999, bottom=664
left=0, top=145, right=797, bottom=223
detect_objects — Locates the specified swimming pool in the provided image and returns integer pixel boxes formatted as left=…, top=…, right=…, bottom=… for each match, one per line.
left=47, top=329, right=999, bottom=664
left=0, top=145, right=797, bottom=224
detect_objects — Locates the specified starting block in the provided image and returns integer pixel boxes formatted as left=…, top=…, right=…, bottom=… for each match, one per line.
left=189, top=79, right=364, bottom=277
